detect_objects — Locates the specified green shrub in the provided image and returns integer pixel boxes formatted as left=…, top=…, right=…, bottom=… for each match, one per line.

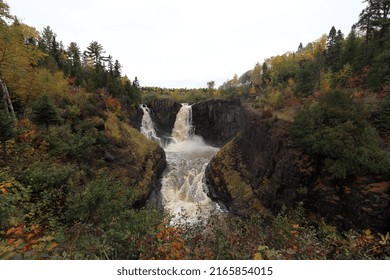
left=45, top=122, right=98, bottom=162
left=64, top=177, right=163, bottom=259
left=374, top=94, right=390, bottom=135
left=291, top=90, right=390, bottom=179
left=16, top=160, right=76, bottom=192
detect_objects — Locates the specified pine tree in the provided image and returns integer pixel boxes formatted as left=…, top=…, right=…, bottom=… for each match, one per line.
left=39, top=26, right=55, bottom=53
left=0, top=100, right=15, bottom=166
left=113, top=60, right=121, bottom=78
left=341, top=27, right=361, bottom=70
left=326, top=26, right=344, bottom=72
left=31, top=95, right=61, bottom=132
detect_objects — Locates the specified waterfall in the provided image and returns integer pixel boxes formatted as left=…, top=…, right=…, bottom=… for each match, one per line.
left=171, top=103, right=193, bottom=142
left=140, top=104, right=161, bottom=145
left=140, top=103, right=222, bottom=225
left=161, top=103, right=220, bottom=225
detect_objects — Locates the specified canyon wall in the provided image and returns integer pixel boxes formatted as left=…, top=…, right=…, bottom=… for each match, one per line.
left=204, top=103, right=390, bottom=232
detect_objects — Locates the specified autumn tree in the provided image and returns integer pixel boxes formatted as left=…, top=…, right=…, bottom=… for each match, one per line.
left=0, top=16, right=45, bottom=103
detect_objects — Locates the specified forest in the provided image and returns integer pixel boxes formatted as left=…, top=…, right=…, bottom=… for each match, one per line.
left=0, top=0, right=389, bottom=259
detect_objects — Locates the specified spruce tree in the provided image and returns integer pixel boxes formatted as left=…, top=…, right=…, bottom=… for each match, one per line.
left=0, top=100, right=15, bottom=166
left=31, top=95, right=61, bottom=132
left=326, top=26, right=344, bottom=72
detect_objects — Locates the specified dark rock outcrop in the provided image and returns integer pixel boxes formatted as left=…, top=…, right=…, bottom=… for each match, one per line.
left=104, top=112, right=166, bottom=208
left=192, top=99, right=243, bottom=146
left=127, top=105, right=144, bottom=130
left=147, top=99, right=182, bottom=138
left=206, top=106, right=390, bottom=232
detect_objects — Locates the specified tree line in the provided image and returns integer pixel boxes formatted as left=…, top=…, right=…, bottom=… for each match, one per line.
left=219, top=0, right=389, bottom=99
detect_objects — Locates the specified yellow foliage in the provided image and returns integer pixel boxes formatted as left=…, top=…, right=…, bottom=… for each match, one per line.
left=0, top=22, right=46, bottom=99
left=253, top=252, right=263, bottom=260
left=0, top=181, right=12, bottom=194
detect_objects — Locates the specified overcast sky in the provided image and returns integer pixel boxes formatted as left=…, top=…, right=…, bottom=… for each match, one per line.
left=7, top=0, right=365, bottom=88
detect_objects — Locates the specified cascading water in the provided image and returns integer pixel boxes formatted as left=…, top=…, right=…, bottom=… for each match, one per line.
left=140, top=104, right=162, bottom=145
left=140, top=103, right=220, bottom=225
left=161, top=103, right=220, bottom=224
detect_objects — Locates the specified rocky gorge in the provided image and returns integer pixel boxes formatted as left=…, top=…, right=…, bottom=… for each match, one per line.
left=140, top=98, right=390, bottom=232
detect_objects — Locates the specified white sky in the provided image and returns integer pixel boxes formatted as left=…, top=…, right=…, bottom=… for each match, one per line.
left=7, top=0, right=365, bottom=88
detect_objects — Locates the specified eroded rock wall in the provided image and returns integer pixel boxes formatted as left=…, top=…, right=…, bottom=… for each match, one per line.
left=192, top=99, right=243, bottom=146
left=206, top=106, right=390, bottom=232
left=147, top=99, right=182, bottom=138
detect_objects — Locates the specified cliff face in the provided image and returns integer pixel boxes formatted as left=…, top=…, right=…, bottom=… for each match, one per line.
left=192, top=99, right=243, bottom=146
left=206, top=106, right=390, bottom=232
left=147, top=99, right=182, bottom=138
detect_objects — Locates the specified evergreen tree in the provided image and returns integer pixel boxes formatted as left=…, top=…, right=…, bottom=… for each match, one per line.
left=261, top=62, right=269, bottom=91
left=132, top=76, right=140, bottom=89
left=67, top=42, right=83, bottom=85
left=39, top=26, right=55, bottom=53
left=325, top=26, right=344, bottom=72
left=366, top=26, right=390, bottom=91
left=295, top=59, right=318, bottom=96
left=31, top=95, right=61, bottom=132
left=113, top=60, right=121, bottom=78
left=341, top=27, right=361, bottom=71
left=0, top=100, right=15, bottom=166
left=297, top=42, right=304, bottom=52
left=357, top=0, right=390, bottom=44
left=84, top=41, right=107, bottom=70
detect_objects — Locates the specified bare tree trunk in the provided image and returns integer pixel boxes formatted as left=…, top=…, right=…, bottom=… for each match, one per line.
left=0, top=78, right=16, bottom=120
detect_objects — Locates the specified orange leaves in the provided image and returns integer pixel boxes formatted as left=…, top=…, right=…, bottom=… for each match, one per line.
left=6, top=238, right=16, bottom=246
left=0, top=181, right=12, bottom=194
left=104, top=96, right=122, bottom=114
left=26, top=233, right=35, bottom=240
left=0, top=223, right=58, bottom=259
left=152, top=223, right=188, bottom=260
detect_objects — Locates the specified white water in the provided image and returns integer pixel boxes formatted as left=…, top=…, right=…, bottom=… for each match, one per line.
left=140, top=105, right=162, bottom=145
left=140, top=103, right=220, bottom=224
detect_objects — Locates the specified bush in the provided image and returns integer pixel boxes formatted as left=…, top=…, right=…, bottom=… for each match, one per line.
left=64, top=177, right=164, bottom=259
left=291, top=90, right=390, bottom=179
left=45, top=122, right=98, bottom=162
left=374, top=95, right=390, bottom=135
